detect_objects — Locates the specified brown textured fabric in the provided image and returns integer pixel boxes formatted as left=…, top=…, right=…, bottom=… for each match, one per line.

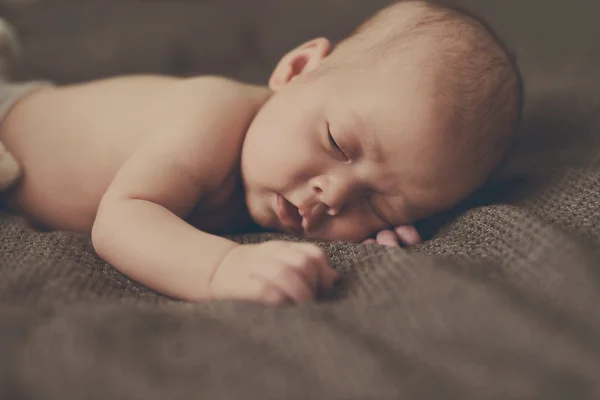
left=1, top=0, right=600, bottom=399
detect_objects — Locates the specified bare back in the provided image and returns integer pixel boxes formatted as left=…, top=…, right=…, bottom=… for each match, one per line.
left=0, top=75, right=268, bottom=232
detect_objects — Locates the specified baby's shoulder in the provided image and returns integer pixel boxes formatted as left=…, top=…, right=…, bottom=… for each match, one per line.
left=178, top=75, right=264, bottom=104
left=169, top=75, right=269, bottom=137
left=145, top=76, right=267, bottom=189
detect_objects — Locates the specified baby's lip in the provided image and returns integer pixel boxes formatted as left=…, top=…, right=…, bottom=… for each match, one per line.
left=298, top=203, right=325, bottom=233
left=276, top=194, right=303, bottom=234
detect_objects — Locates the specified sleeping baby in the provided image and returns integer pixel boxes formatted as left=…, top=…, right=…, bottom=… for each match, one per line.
left=0, top=0, right=522, bottom=304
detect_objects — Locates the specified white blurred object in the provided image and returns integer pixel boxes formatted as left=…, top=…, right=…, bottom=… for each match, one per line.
left=0, top=18, right=21, bottom=80
left=0, top=142, right=21, bottom=191
left=0, top=18, right=22, bottom=190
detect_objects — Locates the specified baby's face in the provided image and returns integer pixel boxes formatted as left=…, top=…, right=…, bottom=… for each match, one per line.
left=241, top=55, right=476, bottom=243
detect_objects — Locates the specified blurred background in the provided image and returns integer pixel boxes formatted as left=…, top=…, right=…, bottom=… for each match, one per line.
left=2, top=0, right=597, bottom=89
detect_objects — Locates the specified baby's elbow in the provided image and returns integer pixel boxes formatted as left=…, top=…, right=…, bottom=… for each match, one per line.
left=91, top=204, right=118, bottom=260
left=91, top=217, right=111, bottom=260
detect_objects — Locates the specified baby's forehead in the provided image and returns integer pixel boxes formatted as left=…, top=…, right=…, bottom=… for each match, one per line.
left=330, top=38, right=439, bottom=92
left=332, top=68, right=440, bottom=133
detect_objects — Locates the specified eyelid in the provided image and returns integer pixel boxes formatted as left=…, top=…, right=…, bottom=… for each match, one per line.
left=327, top=123, right=349, bottom=161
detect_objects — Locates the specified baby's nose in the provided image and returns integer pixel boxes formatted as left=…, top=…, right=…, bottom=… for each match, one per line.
left=322, top=185, right=355, bottom=216
left=310, top=173, right=356, bottom=215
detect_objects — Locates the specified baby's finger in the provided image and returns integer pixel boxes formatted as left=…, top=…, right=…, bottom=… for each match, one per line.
left=308, top=247, right=339, bottom=293
left=394, top=225, right=421, bottom=246
left=376, top=229, right=400, bottom=247
left=362, top=238, right=377, bottom=245
left=255, top=281, right=289, bottom=306
left=266, top=267, right=315, bottom=304
left=230, top=275, right=289, bottom=306
left=292, top=243, right=337, bottom=294
left=279, top=244, right=321, bottom=294
left=318, top=263, right=341, bottom=294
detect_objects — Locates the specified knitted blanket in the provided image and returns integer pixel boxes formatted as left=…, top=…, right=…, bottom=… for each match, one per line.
left=1, top=0, right=599, bottom=398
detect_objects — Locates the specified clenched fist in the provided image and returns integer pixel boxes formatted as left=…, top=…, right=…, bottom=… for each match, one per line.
left=210, top=241, right=340, bottom=306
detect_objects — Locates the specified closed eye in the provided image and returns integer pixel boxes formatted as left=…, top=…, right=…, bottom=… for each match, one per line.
left=327, top=123, right=348, bottom=160
left=328, top=132, right=341, bottom=152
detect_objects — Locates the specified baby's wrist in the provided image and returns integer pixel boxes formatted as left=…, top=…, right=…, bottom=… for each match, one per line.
left=209, top=243, right=243, bottom=283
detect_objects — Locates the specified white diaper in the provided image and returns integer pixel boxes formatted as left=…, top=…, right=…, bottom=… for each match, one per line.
left=0, top=18, right=55, bottom=191
left=0, top=80, right=53, bottom=123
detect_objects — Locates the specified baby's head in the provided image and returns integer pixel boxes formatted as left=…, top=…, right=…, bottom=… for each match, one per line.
left=241, top=0, right=523, bottom=242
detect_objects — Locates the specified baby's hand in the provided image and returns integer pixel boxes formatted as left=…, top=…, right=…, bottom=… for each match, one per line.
left=210, top=241, right=340, bottom=306
left=362, top=225, right=421, bottom=247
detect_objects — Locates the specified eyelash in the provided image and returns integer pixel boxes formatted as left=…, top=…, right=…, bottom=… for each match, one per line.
left=327, top=124, right=347, bottom=159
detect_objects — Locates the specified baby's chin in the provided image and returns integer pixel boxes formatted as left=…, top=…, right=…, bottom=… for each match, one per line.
left=245, top=196, right=282, bottom=232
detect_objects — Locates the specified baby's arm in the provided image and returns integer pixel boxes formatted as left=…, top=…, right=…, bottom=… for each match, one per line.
left=92, top=78, right=338, bottom=303
left=92, top=78, right=241, bottom=300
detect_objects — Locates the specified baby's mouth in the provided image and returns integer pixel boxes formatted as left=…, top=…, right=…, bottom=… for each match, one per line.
left=276, top=194, right=303, bottom=234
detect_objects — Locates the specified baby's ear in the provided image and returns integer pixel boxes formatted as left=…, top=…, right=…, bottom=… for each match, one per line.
left=268, top=37, right=330, bottom=91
